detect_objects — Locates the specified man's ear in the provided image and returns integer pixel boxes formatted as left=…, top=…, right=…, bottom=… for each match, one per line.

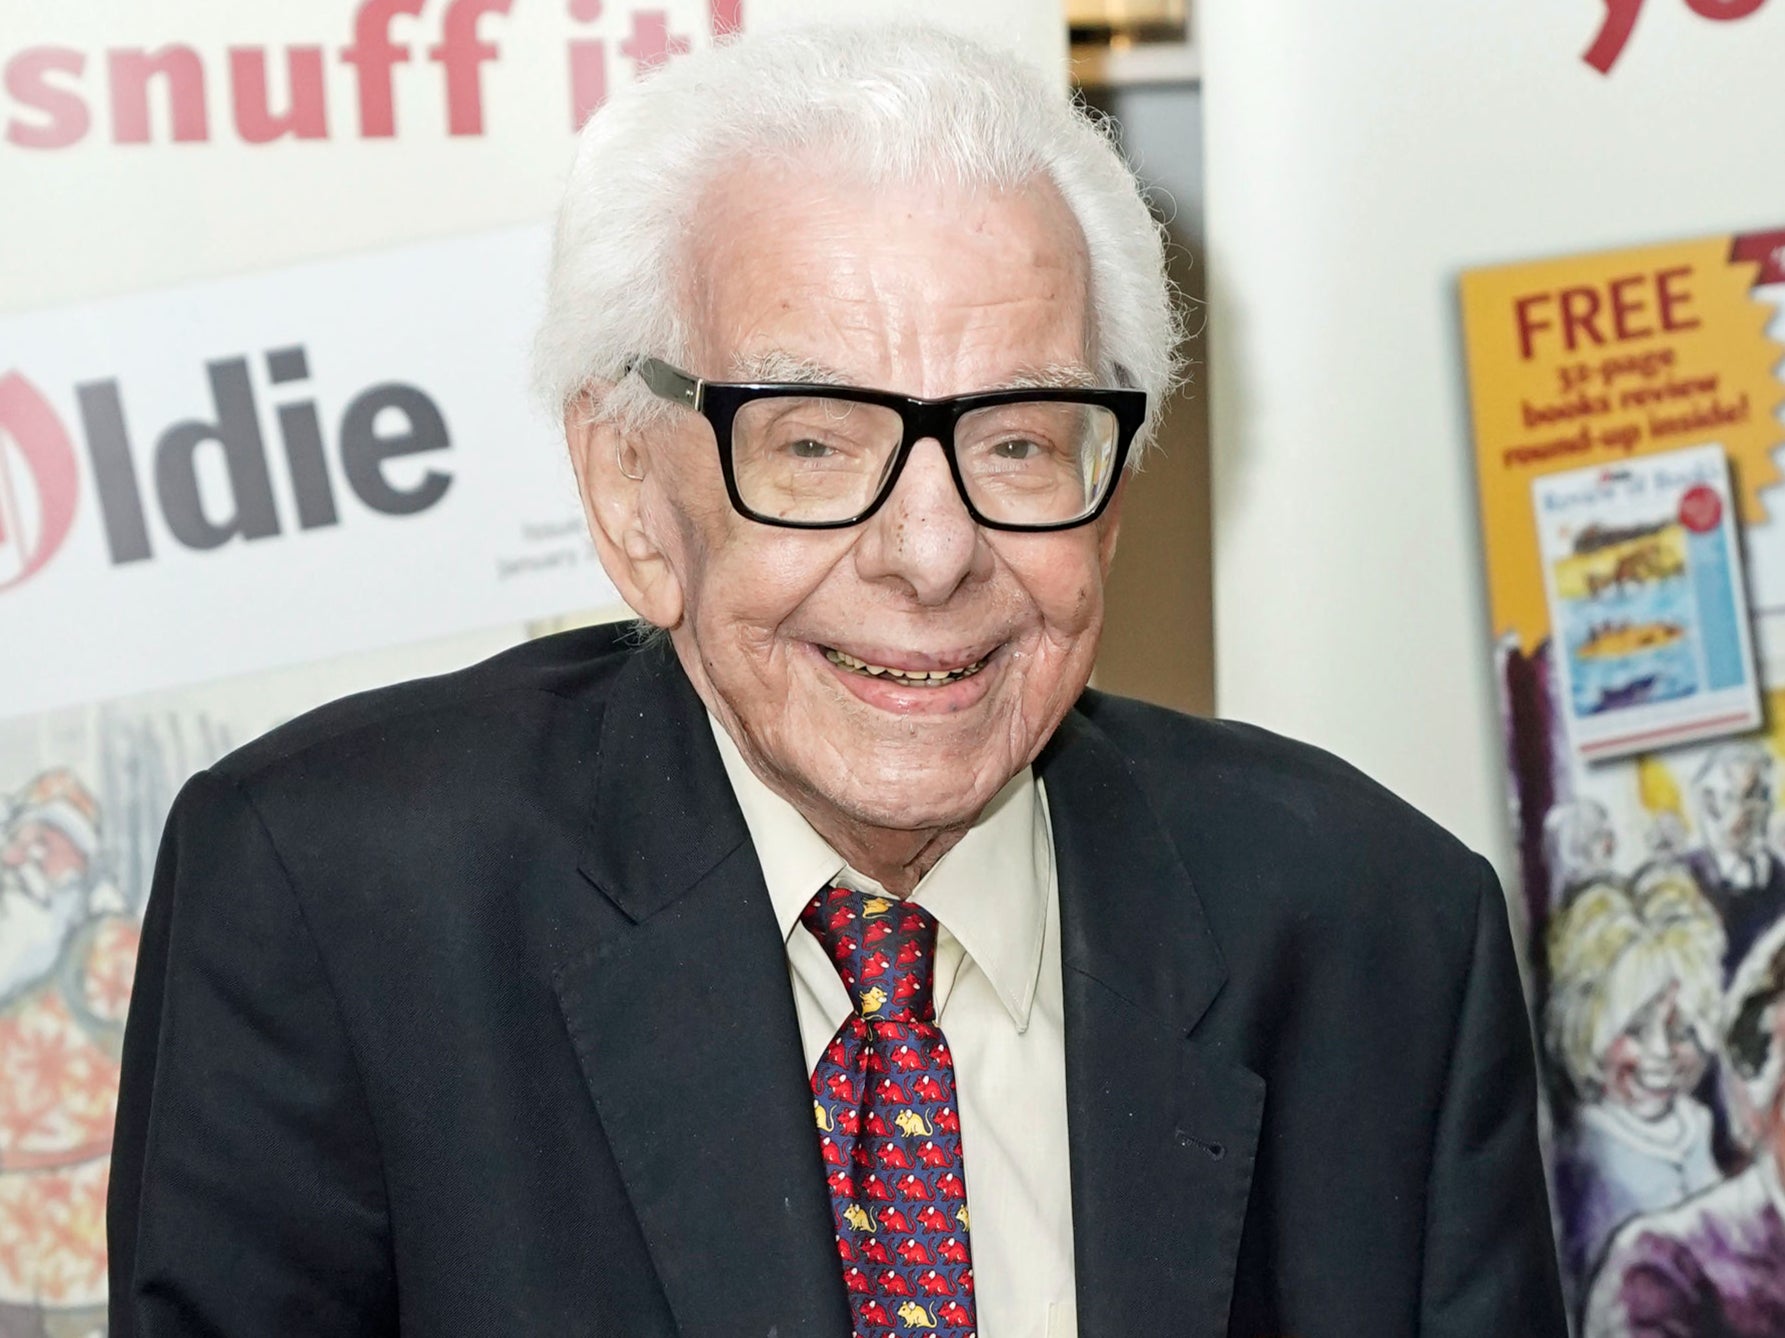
left=564, top=397, right=684, bottom=629
left=1096, top=473, right=1128, bottom=577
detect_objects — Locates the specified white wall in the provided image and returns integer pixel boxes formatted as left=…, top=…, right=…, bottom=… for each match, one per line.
left=1203, top=0, right=1785, bottom=873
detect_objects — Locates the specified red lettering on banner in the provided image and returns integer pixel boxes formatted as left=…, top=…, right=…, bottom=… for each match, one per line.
left=0, top=374, right=81, bottom=593
left=1513, top=268, right=1703, bottom=358
left=3, top=48, right=89, bottom=149
left=711, top=0, right=744, bottom=37
left=1655, top=266, right=1702, bottom=333
left=229, top=47, right=329, bottom=143
left=430, top=0, right=514, bottom=136
left=568, top=0, right=608, bottom=129
left=1685, top=0, right=1769, bottom=17
left=1729, top=231, right=1785, bottom=287
left=0, top=1, right=740, bottom=149
left=342, top=0, right=428, bottom=138
left=1587, top=0, right=1772, bottom=73
left=1585, top=0, right=1646, bottom=74
left=108, top=46, right=208, bottom=144
left=620, top=10, right=692, bottom=77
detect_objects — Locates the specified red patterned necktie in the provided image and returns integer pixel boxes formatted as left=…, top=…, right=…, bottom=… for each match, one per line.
left=802, top=885, right=978, bottom=1336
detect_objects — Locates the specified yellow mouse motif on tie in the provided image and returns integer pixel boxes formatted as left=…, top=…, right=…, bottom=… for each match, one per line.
left=894, top=1109, right=932, bottom=1137
left=956, top=1205, right=970, bottom=1231
left=858, top=985, right=890, bottom=1015
left=843, top=1204, right=876, bottom=1233
left=897, top=1302, right=938, bottom=1328
left=814, top=1102, right=833, bottom=1132
left=862, top=895, right=896, bottom=917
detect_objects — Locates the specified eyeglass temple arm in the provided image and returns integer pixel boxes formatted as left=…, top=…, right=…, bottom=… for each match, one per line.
left=630, top=356, right=705, bottom=412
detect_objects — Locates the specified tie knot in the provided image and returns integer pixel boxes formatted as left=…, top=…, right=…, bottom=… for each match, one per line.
left=801, top=885, right=938, bottom=1022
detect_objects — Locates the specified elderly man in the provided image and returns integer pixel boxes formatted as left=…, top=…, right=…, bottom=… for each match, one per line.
left=107, top=25, right=1563, bottom=1338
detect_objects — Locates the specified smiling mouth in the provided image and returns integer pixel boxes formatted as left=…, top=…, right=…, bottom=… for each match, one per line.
left=823, top=647, right=989, bottom=687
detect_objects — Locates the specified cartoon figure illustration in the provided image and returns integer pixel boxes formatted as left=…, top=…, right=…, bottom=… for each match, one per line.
left=1545, top=872, right=1726, bottom=1309
left=936, top=1299, right=973, bottom=1325
left=1583, top=919, right=1785, bottom=1336
left=894, top=1238, right=931, bottom=1266
left=1544, top=797, right=1620, bottom=909
left=896, top=1173, right=932, bottom=1201
left=1632, top=755, right=1692, bottom=883
left=0, top=769, right=138, bottom=1337
left=896, top=1300, right=938, bottom=1326
left=893, top=1110, right=932, bottom=1138
left=1685, top=744, right=1785, bottom=974
left=916, top=1268, right=954, bottom=1296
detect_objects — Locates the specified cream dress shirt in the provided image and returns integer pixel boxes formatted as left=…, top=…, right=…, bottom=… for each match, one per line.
left=709, top=717, right=1077, bottom=1337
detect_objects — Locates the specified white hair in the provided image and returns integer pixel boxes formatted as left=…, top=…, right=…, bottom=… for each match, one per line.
left=533, top=24, right=1181, bottom=457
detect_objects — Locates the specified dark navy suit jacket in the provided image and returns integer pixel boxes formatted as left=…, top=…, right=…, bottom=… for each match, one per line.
left=109, top=625, right=1565, bottom=1336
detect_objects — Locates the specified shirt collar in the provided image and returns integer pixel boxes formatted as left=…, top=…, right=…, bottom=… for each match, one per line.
left=707, top=712, right=1050, bottom=1030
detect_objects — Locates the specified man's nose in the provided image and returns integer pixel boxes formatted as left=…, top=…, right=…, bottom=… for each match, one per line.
left=854, top=438, right=987, bottom=606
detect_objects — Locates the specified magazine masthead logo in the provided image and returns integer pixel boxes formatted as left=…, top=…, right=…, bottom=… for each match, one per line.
left=0, top=346, right=455, bottom=593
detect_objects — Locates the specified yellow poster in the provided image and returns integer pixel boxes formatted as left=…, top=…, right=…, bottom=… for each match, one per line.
left=1459, top=231, right=1785, bottom=1327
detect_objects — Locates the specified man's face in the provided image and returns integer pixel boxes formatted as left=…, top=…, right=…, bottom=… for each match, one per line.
left=636, top=165, right=1118, bottom=838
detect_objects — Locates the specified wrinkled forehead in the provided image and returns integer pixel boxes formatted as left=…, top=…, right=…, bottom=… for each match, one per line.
left=678, top=155, right=1095, bottom=389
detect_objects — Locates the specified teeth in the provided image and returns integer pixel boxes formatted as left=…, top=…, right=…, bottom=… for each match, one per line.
left=825, top=647, right=987, bottom=685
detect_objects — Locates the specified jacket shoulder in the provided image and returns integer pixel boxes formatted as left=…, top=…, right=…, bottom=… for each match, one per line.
left=1071, top=689, right=1489, bottom=923
left=211, top=622, right=641, bottom=787
left=1078, top=689, right=1469, bottom=848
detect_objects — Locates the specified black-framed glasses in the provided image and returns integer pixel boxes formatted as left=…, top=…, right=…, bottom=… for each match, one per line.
left=628, top=356, right=1145, bottom=531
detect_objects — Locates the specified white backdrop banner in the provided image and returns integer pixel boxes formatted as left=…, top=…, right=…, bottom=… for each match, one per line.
left=0, top=224, right=605, bottom=716
left=1204, top=0, right=1785, bottom=868
left=0, top=3, right=1064, bottom=1327
left=1206, top=3, right=1785, bottom=1329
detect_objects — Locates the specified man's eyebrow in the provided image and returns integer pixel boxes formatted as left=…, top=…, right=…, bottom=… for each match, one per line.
left=991, top=364, right=1100, bottom=392
left=727, top=353, right=1101, bottom=393
left=728, top=351, right=852, bottom=385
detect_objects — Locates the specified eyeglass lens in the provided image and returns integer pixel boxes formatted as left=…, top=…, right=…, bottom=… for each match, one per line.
left=730, top=396, right=1120, bottom=525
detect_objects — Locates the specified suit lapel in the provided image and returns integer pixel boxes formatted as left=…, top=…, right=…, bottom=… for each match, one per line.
left=550, top=644, right=848, bottom=1336
left=1040, top=709, right=1266, bottom=1338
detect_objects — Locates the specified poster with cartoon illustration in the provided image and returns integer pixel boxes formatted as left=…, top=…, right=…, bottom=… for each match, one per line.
left=1534, top=444, right=1761, bottom=762
left=1463, top=230, right=1785, bottom=1333
left=0, top=622, right=561, bottom=1337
